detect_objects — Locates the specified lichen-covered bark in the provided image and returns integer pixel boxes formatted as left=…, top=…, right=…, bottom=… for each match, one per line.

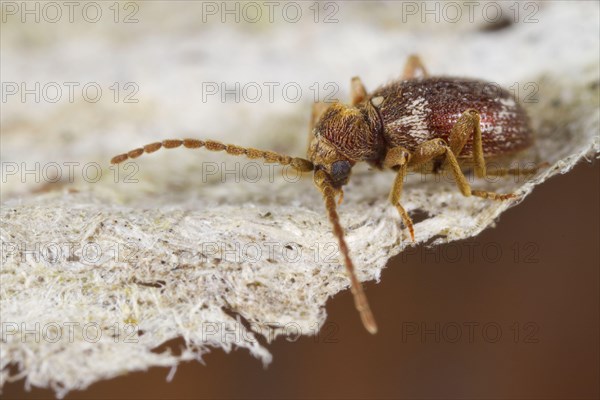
left=1, top=2, right=598, bottom=397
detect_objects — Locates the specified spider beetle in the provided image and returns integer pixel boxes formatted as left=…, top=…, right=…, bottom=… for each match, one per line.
left=112, top=55, right=543, bottom=334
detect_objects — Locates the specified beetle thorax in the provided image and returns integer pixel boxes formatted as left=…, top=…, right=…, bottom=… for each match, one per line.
left=307, top=102, right=385, bottom=187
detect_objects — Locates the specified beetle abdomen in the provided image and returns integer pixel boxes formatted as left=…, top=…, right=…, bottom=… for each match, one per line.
left=371, top=77, right=533, bottom=158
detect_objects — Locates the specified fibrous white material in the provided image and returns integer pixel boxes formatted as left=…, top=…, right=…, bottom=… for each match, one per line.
left=1, top=2, right=599, bottom=397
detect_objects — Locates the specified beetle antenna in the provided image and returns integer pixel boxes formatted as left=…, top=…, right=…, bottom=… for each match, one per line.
left=315, top=170, right=378, bottom=334
left=110, top=138, right=314, bottom=172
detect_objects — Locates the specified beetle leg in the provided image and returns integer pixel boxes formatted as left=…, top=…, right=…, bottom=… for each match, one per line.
left=307, top=102, right=330, bottom=150
left=309, top=102, right=329, bottom=132
left=350, top=76, right=368, bottom=105
left=484, top=162, right=549, bottom=178
left=384, top=146, right=415, bottom=241
left=409, top=138, right=515, bottom=201
left=402, top=54, right=429, bottom=79
left=446, top=109, right=487, bottom=178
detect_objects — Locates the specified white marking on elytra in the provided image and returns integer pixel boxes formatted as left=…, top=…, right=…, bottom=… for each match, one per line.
left=496, top=96, right=517, bottom=120
left=492, top=125, right=505, bottom=135
left=390, top=96, right=432, bottom=141
left=499, top=97, right=516, bottom=107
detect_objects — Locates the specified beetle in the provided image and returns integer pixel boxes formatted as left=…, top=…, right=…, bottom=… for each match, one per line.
left=111, top=55, right=542, bottom=335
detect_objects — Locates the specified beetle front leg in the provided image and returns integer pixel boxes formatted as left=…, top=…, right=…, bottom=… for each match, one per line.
left=307, top=102, right=330, bottom=149
left=409, top=139, right=515, bottom=201
left=350, top=76, right=368, bottom=105
left=384, top=146, right=415, bottom=241
left=309, top=102, right=329, bottom=132
left=402, top=54, right=429, bottom=79
left=446, top=109, right=487, bottom=177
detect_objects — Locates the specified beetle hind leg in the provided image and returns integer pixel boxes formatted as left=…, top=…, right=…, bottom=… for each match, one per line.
left=445, top=109, right=547, bottom=186
left=469, top=162, right=548, bottom=198
left=447, top=109, right=487, bottom=177
left=409, top=138, right=516, bottom=201
left=483, top=162, right=549, bottom=178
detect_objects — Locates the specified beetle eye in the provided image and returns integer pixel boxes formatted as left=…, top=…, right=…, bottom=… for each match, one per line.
left=331, top=160, right=352, bottom=184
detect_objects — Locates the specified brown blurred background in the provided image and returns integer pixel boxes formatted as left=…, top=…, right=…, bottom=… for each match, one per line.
left=4, top=159, right=598, bottom=399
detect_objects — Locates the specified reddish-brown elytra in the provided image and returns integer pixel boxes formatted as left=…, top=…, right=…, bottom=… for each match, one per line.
left=111, top=55, right=542, bottom=335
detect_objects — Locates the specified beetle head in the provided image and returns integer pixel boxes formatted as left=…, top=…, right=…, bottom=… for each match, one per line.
left=308, top=140, right=354, bottom=188
left=308, top=102, right=383, bottom=188
left=307, top=102, right=378, bottom=188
